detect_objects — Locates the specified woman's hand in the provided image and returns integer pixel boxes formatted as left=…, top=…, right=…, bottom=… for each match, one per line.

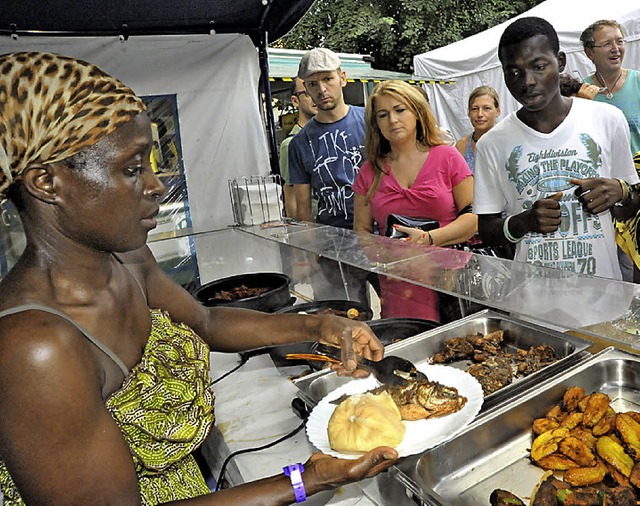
left=303, top=447, right=399, bottom=494
left=316, top=316, right=384, bottom=378
left=392, top=224, right=433, bottom=244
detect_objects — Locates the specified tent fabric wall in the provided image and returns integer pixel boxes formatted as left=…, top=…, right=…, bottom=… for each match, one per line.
left=414, top=0, right=640, bottom=140
left=0, top=34, right=271, bottom=230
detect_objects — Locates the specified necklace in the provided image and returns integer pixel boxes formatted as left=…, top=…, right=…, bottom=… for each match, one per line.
left=596, top=70, right=623, bottom=99
left=472, top=132, right=479, bottom=143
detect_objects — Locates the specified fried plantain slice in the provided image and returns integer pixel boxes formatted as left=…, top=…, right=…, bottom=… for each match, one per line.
left=609, top=432, right=624, bottom=446
left=536, top=453, right=580, bottom=470
left=533, top=417, right=559, bottom=435
left=591, top=407, right=615, bottom=437
left=531, top=427, right=569, bottom=462
left=596, top=435, right=634, bottom=477
left=570, top=426, right=599, bottom=450
left=582, top=393, right=610, bottom=428
left=616, top=412, right=640, bottom=460
left=563, top=458, right=607, bottom=487
left=560, top=412, right=583, bottom=430
left=559, top=436, right=596, bottom=467
left=561, top=386, right=585, bottom=413
left=625, top=411, right=640, bottom=425
left=578, top=393, right=591, bottom=413
left=545, top=405, right=568, bottom=423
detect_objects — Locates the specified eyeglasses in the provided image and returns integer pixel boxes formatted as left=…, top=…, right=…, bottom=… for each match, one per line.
left=592, top=39, right=626, bottom=50
left=292, top=91, right=309, bottom=98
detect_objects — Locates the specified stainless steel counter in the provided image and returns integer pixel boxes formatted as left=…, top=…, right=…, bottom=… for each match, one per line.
left=146, top=223, right=640, bottom=505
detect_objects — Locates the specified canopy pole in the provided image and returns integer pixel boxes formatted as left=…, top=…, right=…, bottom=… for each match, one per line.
left=257, top=5, right=280, bottom=176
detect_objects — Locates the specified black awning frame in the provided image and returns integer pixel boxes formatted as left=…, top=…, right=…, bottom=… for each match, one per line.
left=1, top=0, right=317, bottom=176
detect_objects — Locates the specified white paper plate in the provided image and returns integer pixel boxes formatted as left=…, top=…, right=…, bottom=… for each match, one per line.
left=306, top=363, right=483, bottom=459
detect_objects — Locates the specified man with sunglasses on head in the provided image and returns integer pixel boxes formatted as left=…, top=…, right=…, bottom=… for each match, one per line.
left=581, top=20, right=640, bottom=281
left=279, top=77, right=317, bottom=218
left=581, top=20, right=639, bottom=157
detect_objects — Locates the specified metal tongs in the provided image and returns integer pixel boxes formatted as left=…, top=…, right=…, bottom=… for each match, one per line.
left=297, top=342, right=427, bottom=387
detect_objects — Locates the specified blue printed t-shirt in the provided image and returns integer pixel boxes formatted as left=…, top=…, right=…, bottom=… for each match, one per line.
left=585, top=69, right=640, bottom=155
left=288, top=106, right=365, bottom=229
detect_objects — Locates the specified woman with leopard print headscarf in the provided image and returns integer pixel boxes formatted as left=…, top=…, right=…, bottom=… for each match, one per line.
left=0, top=52, right=397, bottom=505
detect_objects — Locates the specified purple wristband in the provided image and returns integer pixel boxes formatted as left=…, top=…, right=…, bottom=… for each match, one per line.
left=283, top=463, right=306, bottom=503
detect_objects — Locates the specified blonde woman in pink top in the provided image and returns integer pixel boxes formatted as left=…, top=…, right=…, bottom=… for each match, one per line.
left=353, top=80, right=476, bottom=321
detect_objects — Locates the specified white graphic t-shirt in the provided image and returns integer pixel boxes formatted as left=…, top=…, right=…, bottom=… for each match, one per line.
left=474, top=98, right=638, bottom=280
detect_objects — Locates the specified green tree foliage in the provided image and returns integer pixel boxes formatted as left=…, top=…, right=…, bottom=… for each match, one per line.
left=276, top=0, right=546, bottom=73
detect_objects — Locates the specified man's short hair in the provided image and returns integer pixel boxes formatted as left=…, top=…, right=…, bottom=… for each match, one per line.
left=580, top=19, right=624, bottom=49
left=290, top=78, right=300, bottom=95
left=498, top=16, right=559, bottom=63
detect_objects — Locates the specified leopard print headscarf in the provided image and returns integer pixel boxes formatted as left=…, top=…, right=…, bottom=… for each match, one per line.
left=0, top=51, right=146, bottom=199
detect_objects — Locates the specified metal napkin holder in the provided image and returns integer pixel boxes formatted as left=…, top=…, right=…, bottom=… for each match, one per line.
left=228, top=175, right=283, bottom=226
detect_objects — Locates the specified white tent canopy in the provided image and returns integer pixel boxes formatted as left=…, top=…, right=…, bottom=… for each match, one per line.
left=414, top=0, right=640, bottom=140
left=0, top=34, right=270, bottom=232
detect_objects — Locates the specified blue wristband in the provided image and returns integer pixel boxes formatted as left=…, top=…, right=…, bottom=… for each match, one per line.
left=283, top=463, right=306, bottom=503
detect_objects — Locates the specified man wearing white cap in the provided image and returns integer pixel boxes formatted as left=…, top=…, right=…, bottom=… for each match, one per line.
left=289, top=48, right=366, bottom=229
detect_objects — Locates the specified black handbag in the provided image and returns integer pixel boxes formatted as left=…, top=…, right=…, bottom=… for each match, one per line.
left=385, top=214, right=440, bottom=239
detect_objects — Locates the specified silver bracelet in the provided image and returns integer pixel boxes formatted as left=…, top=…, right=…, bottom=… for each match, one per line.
left=503, top=215, right=523, bottom=243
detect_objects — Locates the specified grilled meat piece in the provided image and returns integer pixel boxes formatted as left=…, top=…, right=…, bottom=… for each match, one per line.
left=432, top=335, right=476, bottom=363
left=629, top=460, right=640, bottom=488
left=489, top=489, right=525, bottom=505
left=559, top=487, right=602, bottom=506
left=532, top=475, right=563, bottom=506
left=516, top=345, right=557, bottom=375
left=601, top=486, right=637, bottom=506
left=432, top=330, right=504, bottom=363
left=555, top=485, right=636, bottom=506
left=467, top=354, right=514, bottom=395
left=209, top=284, right=270, bottom=301
left=433, top=329, right=559, bottom=398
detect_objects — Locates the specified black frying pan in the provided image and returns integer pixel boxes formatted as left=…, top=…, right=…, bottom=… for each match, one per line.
left=193, top=272, right=292, bottom=313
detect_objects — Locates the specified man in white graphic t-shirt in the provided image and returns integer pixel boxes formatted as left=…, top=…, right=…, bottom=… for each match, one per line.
left=474, top=16, right=639, bottom=280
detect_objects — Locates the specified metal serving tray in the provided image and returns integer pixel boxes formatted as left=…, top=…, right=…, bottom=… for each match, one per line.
left=394, top=347, right=640, bottom=506
left=293, top=309, right=591, bottom=413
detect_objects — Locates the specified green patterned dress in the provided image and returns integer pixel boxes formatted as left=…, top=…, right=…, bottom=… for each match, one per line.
left=0, top=309, right=215, bottom=505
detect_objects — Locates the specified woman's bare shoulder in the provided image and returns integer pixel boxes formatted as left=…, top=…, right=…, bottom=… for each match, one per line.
left=455, top=134, right=470, bottom=155
left=0, top=307, right=92, bottom=364
left=0, top=307, right=103, bottom=408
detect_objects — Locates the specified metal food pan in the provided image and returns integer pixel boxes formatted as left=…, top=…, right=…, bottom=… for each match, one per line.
left=393, top=347, right=640, bottom=506
left=293, top=309, right=591, bottom=412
